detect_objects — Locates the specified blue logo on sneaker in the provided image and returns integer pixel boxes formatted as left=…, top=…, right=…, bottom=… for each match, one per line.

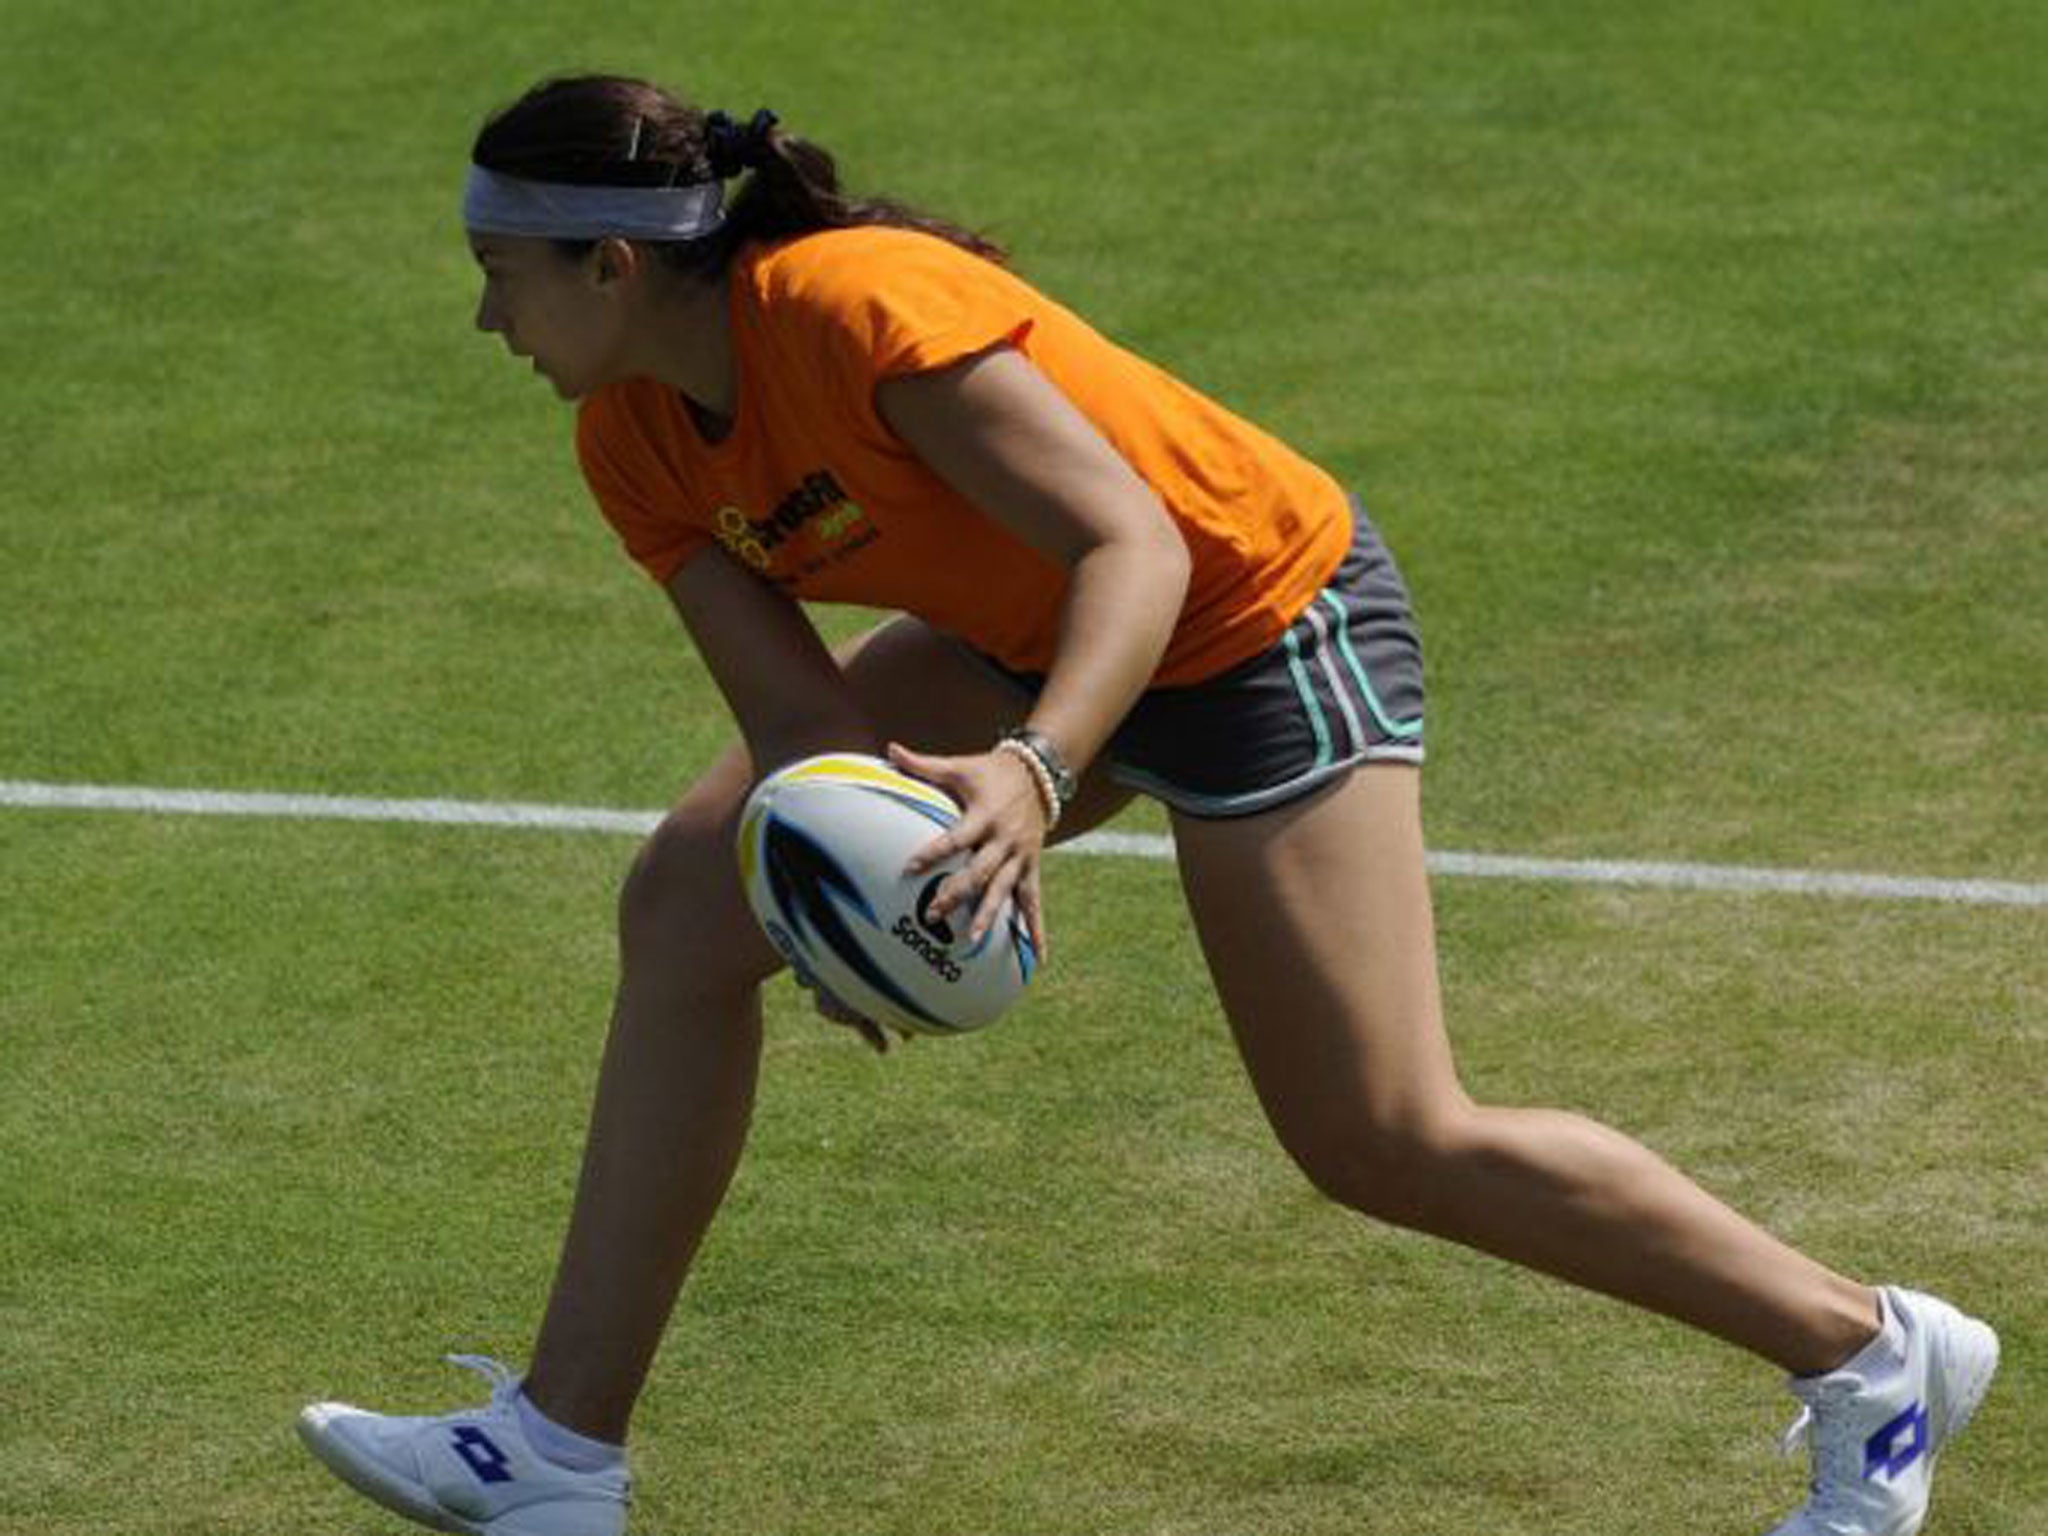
left=1864, top=1402, right=1930, bottom=1481
left=451, top=1426, right=515, bottom=1485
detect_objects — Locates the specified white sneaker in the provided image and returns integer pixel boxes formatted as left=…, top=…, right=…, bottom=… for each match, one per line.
left=1767, top=1287, right=1998, bottom=1536
left=298, top=1356, right=631, bottom=1536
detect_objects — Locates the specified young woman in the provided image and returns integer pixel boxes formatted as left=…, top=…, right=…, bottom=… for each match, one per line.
left=298, top=74, right=1997, bottom=1536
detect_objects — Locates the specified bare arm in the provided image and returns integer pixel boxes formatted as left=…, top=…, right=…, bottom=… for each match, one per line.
left=663, top=545, right=875, bottom=770
left=877, top=346, right=1190, bottom=776
left=875, top=346, right=1192, bottom=939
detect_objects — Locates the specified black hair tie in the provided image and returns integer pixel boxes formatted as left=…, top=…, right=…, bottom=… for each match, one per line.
left=704, top=108, right=780, bottom=179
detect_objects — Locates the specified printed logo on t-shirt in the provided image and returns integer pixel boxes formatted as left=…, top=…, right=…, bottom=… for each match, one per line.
left=712, top=470, right=875, bottom=579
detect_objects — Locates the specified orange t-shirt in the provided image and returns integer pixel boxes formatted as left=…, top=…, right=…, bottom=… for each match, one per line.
left=576, top=225, right=1351, bottom=686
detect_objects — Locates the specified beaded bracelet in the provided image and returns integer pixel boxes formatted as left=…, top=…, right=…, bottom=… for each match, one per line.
left=994, top=737, right=1063, bottom=831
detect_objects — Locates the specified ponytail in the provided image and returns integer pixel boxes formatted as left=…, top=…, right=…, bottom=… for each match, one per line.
left=719, top=120, right=1005, bottom=265
left=471, top=75, right=1006, bottom=272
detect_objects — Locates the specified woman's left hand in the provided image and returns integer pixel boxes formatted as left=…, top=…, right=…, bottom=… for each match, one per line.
left=887, top=740, right=1050, bottom=959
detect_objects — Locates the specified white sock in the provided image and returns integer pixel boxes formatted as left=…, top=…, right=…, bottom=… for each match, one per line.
left=514, top=1387, right=626, bottom=1472
left=1825, top=1290, right=1908, bottom=1384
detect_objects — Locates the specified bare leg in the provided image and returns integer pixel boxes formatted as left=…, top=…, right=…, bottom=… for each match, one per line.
left=522, top=746, right=776, bottom=1443
left=523, top=619, right=1134, bottom=1442
left=1171, top=763, right=1879, bottom=1375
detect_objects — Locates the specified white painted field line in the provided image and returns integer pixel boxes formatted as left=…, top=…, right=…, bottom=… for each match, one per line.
left=0, top=779, right=661, bottom=835
left=1422, top=850, right=2047, bottom=908
left=3, top=778, right=2044, bottom=909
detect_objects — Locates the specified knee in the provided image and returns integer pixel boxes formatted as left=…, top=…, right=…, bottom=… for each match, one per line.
left=1278, top=1103, right=1485, bottom=1233
left=617, top=801, right=778, bottom=986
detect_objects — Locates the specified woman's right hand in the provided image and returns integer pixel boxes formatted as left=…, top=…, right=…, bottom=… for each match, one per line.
left=793, top=968, right=902, bottom=1054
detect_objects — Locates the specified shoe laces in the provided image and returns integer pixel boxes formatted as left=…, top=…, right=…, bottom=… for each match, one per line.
left=444, top=1353, right=522, bottom=1404
left=1775, top=1382, right=1864, bottom=1523
left=1778, top=1405, right=1815, bottom=1459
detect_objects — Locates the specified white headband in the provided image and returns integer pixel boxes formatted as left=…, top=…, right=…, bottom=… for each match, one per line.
left=462, top=165, right=726, bottom=241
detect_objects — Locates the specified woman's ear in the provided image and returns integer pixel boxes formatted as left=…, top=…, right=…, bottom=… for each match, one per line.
left=591, top=236, right=643, bottom=288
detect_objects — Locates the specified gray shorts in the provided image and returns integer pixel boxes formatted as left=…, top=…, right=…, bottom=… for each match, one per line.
left=970, top=500, right=1425, bottom=818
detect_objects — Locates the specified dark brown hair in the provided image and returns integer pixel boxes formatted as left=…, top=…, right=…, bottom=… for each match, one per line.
left=470, top=74, right=1005, bottom=273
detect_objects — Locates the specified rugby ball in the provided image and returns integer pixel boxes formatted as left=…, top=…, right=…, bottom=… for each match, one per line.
left=736, top=753, right=1038, bottom=1035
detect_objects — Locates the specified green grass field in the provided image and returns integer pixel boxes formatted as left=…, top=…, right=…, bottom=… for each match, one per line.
left=2, top=3, right=2042, bottom=1533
